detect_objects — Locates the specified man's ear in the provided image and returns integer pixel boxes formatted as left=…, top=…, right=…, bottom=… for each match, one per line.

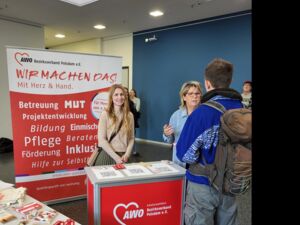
left=205, top=80, right=212, bottom=91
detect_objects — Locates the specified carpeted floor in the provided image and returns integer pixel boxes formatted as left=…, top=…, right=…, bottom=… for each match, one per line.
left=0, top=140, right=251, bottom=225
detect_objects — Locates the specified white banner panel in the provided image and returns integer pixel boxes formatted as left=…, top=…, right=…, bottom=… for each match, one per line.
left=7, top=48, right=121, bottom=94
left=7, top=46, right=122, bottom=202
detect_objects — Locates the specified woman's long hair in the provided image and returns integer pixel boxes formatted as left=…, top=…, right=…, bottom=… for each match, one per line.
left=106, top=84, right=132, bottom=136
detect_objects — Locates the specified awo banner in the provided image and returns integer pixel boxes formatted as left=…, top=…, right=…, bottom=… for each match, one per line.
left=6, top=47, right=122, bottom=202
left=100, top=180, right=183, bottom=225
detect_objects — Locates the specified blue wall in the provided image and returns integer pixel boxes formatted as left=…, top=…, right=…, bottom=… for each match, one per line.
left=133, top=12, right=251, bottom=142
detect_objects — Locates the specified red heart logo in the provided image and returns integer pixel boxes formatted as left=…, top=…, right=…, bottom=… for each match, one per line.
left=113, top=202, right=141, bottom=225
left=14, top=52, right=30, bottom=66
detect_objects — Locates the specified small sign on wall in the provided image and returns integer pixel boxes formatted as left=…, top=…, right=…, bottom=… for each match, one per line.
left=122, top=66, right=129, bottom=88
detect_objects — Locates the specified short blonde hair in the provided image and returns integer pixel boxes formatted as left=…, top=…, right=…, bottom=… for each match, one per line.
left=179, top=81, right=202, bottom=108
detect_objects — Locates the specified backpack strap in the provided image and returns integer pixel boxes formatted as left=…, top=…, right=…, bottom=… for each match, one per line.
left=203, top=100, right=226, bottom=114
left=202, top=100, right=228, bottom=189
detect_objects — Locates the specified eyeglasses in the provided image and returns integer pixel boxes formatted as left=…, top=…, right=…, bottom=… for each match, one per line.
left=186, top=92, right=201, bottom=96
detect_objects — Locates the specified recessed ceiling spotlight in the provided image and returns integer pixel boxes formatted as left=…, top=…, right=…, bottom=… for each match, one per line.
left=94, top=24, right=106, bottom=30
left=149, top=10, right=164, bottom=17
left=55, top=34, right=65, bottom=38
left=59, top=0, right=98, bottom=7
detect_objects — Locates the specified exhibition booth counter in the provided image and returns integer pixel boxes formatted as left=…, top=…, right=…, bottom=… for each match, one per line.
left=85, top=160, right=186, bottom=225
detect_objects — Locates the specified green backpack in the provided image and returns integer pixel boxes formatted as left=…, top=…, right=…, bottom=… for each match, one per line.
left=190, top=100, right=252, bottom=196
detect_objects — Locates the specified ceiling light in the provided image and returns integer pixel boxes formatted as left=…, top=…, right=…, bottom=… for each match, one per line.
left=55, top=34, right=65, bottom=38
left=94, top=24, right=106, bottom=30
left=149, top=10, right=164, bottom=17
left=59, top=0, right=98, bottom=7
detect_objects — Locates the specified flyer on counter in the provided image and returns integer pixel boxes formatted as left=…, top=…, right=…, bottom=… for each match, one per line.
left=122, top=164, right=153, bottom=177
left=92, top=167, right=124, bottom=179
left=147, top=162, right=179, bottom=174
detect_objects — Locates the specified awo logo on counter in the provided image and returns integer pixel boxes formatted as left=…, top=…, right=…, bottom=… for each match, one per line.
left=14, top=52, right=33, bottom=66
left=113, top=202, right=144, bottom=225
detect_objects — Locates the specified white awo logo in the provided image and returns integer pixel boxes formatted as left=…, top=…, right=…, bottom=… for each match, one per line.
left=113, top=202, right=144, bottom=225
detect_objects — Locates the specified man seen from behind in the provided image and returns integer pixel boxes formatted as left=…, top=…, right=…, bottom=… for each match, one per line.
left=177, top=58, right=243, bottom=225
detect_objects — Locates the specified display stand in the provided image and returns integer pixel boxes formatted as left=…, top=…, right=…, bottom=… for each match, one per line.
left=85, top=160, right=186, bottom=225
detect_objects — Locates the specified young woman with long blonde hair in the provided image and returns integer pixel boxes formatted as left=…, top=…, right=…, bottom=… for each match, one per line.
left=97, top=84, right=134, bottom=165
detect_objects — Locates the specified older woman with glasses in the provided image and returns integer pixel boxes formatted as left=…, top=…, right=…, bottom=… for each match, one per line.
left=162, top=81, right=202, bottom=168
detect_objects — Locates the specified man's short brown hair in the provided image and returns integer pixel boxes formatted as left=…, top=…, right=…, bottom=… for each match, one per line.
left=204, top=58, right=233, bottom=88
